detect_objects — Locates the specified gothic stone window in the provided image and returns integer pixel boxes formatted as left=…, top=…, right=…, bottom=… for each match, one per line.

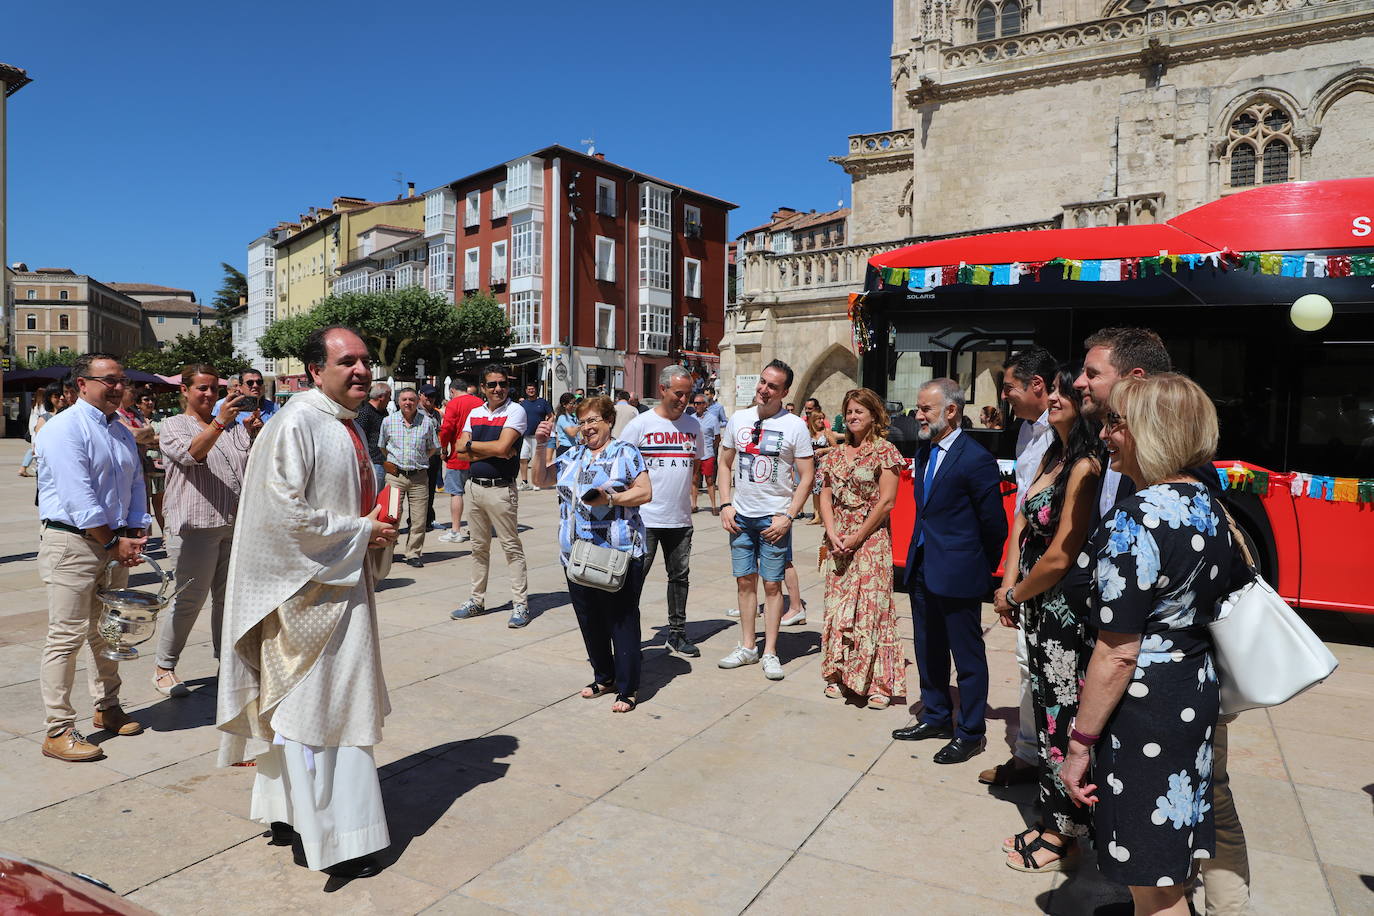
left=975, top=0, right=1021, bottom=41
left=1225, top=101, right=1294, bottom=190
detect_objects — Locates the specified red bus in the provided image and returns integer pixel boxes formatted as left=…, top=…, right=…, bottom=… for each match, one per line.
left=858, top=178, right=1373, bottom=615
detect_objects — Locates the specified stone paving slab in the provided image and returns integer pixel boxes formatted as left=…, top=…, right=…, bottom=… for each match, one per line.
left=0, top=440, right=1369, bottom=914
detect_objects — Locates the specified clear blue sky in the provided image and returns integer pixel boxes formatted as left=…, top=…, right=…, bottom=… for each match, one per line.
left=6, top=0, right=891, bottom=305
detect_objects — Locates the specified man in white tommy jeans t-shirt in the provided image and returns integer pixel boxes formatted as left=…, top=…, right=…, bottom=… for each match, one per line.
left=716, top=359, right=813, bottom=680
left=620, top=366, right=707, bottom=658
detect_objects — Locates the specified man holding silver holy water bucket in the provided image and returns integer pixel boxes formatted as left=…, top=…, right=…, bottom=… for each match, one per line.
left=34, top=353, right=151, bottom=762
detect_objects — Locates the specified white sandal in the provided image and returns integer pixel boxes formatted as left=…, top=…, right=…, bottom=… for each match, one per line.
left=153, top=670, right=189, bottom=698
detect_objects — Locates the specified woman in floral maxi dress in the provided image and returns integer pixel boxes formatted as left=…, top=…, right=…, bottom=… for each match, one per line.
left=994, top=368, right=1102, bottom=872
left=818, top=388, right=906, bottom=709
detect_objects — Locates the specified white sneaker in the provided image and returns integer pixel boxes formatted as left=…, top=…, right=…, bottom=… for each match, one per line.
left=718, top=645, right=760, bottom=669
left=438, top=530, right=458, bottom=543
left=725, top=607, right=741, bottom=618
left=761, top=653, right=785, bottom=680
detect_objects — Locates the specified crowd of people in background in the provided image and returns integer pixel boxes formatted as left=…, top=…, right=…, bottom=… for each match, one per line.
left=22, top=324, right=1253, bottom=912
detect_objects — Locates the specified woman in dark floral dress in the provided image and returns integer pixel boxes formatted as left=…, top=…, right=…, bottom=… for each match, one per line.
left=1062, top=374, right=1235, bottom=916
left=994, top=368, right=1101, bottom=872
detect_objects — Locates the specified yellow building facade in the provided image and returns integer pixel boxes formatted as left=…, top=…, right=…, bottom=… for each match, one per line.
left=272, top=194, right=424, bottom=381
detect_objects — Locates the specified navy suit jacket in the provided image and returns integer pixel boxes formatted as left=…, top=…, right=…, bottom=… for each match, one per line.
left=903, top=432, right=1008, bottom=599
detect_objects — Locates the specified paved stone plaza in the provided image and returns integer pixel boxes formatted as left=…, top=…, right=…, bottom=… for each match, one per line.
left=0, top=439, right=1369, bottom=915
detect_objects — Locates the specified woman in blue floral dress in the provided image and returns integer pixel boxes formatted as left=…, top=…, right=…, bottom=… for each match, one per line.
left=1062, top=374, right=1236, bottom=915
left=993, top=368, right=1101, bottom=872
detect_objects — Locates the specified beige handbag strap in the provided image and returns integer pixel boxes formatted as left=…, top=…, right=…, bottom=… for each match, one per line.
left=1217, top=501, right=1256, bottom=571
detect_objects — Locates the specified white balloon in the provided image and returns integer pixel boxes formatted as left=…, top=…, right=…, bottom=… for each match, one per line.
left=1290, top=294, right=1333, bottom=332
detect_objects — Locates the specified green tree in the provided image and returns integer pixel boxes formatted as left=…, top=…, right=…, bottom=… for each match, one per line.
left=258, top=311, right=319, bottom=367
left=256, top=287, right=512, bottom=379
left=17, top=348, right=79, bottom=370
left=123, top=325, right=252, bottom=376
left=212, top=262, right=248, bottom=314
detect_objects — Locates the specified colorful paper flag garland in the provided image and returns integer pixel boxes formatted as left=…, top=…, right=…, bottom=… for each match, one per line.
left=876, top=251, right=1374, bottom=290
left=1218, top=463, right=1373, bottom=504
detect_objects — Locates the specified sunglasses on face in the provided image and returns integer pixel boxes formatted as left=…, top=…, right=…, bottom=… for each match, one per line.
left=484, top=381, right=510, bottom=389
left=243, top=379, right=263, bottom=387
left=82, top=375, right=129, bottom=388
left=1105, top=411, right=1127, bottom=431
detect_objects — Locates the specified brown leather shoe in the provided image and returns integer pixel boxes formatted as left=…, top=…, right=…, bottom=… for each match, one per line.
left=42, top=728, right=104, bottom=762
left=93, top=705, right=143, bottom=736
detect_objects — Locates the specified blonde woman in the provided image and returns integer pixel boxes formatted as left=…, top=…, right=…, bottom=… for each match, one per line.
left=1061, top=374, right=1236, bottom=915
left=806, top=409, right=841, bottom=524
left=818, top=388, right=905, bottom=708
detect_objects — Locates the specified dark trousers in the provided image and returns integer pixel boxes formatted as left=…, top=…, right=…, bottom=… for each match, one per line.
left=568, top=557, right=645, bottom=699
left=909, top=562, right=989, bottom=740
left=425, top=453, right=443, bottom=527
left=643, top=527, right=693, bottom=636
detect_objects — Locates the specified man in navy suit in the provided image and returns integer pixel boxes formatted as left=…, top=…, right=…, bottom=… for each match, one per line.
left=892, top=379, right=1007, bottom=764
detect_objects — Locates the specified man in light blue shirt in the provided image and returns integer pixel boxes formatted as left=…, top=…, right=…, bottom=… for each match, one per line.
left=213, top=369, right=276, bottom=426
left=34, top=353, right=152, bottom=762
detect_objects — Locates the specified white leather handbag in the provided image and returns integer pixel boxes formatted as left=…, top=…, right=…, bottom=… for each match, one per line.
left=1210, top=509, right=1338, bottom=715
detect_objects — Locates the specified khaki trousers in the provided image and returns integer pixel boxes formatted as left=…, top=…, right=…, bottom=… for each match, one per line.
left=467, top=482, right=527, bottom=605
left=156, top=524, right=234, bottom=670
left=1199, top=716, right=1250, bottom=915
left=372, top=469, right=430, bottom=581
left=38, top=528, right=128, bottom=736
left=387, top=469, right=431, bottom=559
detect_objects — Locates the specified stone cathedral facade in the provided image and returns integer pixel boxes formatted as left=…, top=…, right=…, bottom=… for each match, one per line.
left=723, top=0, right=1374, bottom=410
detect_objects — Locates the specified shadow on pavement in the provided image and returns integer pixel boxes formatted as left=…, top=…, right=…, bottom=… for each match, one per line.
left=372, top=735, right=519, bottom=870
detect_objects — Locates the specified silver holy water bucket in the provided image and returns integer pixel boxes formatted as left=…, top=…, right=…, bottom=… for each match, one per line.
left=95, top=556, right=175, bottom=662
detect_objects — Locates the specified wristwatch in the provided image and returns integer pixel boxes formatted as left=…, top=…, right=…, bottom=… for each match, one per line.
left=101, top=533, right=120, bottom=551
left=1004, top=586, right=1022, bottom=608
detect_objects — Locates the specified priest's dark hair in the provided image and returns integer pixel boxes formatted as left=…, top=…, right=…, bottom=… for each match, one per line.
left=302, top=325, right=364, bottom=384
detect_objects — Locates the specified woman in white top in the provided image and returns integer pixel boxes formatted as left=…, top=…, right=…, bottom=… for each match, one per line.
left=19, top=384, right=61, bottom=477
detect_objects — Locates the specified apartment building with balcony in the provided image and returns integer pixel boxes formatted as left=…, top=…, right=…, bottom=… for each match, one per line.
left=239, top=228, right=289, bottom=374
left=10, top=265, right=147, bottom=359
left=437, top=145, right=735, bottom=399
left=269, top=193, right=424, bottom=384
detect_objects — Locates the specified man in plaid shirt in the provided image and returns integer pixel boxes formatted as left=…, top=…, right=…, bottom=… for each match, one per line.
left=378, top=387, right=438, bottom=574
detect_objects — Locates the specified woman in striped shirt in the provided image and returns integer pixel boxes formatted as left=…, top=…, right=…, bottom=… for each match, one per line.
left=152, top=364, right=261, bottom=697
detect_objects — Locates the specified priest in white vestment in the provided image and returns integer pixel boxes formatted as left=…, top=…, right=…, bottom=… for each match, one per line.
left=218, top=327, right=398, bottom=879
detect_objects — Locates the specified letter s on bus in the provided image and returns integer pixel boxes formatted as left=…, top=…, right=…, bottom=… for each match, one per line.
left=1354, top=216, right=1372, bottom=237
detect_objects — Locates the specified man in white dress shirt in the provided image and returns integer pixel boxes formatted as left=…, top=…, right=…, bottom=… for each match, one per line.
left=35, top=353, right=151, bottom=762
left=218, top=326, right=399, bottom=879
left=978, top=346, right=1057, bottom=787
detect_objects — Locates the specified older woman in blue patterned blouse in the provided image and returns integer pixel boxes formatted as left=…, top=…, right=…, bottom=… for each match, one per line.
left=531, top=396, right=652, bottom=713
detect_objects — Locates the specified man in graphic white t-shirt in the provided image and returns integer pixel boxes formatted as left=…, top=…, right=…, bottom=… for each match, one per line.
left=620, top=366, right=707, bottom=658
left=716, top=359, right=814, bottom=680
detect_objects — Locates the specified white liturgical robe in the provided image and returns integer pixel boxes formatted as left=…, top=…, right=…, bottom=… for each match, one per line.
left=216, top=386, right=391, bottom=869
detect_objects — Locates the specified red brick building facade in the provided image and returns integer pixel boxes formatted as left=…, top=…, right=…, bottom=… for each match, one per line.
left=438, top=145, right=735, bottom=399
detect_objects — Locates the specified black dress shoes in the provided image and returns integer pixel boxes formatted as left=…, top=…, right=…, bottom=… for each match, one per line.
left=933, top=737, right=986, bottom=764
left=323, top=855, right=382, bottom=879
left=268, top=821, right=298, bottom=846
left=891, top=722, right=954, bottom=742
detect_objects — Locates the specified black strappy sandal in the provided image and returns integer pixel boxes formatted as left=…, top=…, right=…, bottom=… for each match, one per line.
left=581, top=682, right=614, bottom=699
left=1006, top=834, right=1078, bottom=873
left=612, top=694, right=637, bottom=713
left=1002, top=822, right=1044, bottom=852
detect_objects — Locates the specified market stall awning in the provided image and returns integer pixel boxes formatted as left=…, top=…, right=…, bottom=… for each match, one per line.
left=869, top=223, right=1213, bottom=271
left=1166, top=176, right=1374, bottom=253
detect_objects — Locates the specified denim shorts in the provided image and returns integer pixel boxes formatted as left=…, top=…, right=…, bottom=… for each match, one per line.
left=729, top=513, right=792, bottom=582
left=443, top=467, right=469, bottom=494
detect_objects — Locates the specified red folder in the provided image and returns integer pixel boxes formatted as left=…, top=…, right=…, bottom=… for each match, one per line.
left=376, top=485, right=401, bottom=525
